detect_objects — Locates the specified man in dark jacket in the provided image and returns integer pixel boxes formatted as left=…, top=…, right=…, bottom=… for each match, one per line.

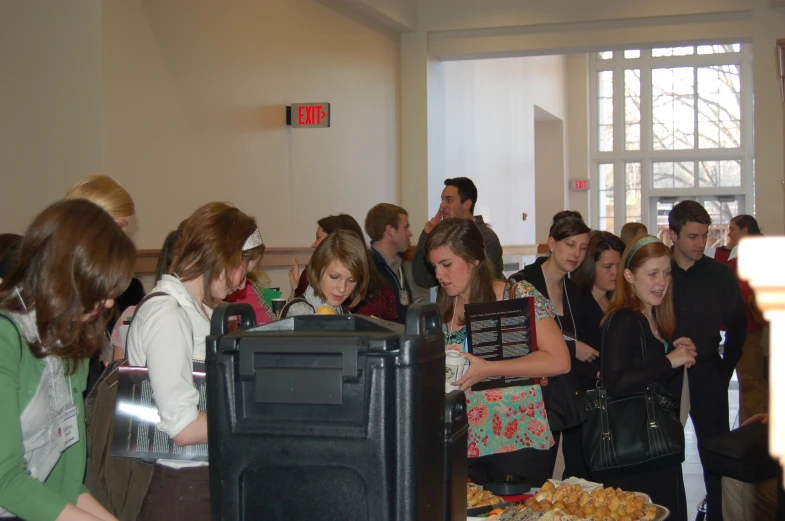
left=669, top=201, right=747, bottom=521
left=365, top=203, right=414, bottom=324
left=412, top=177, right=504, bottom=287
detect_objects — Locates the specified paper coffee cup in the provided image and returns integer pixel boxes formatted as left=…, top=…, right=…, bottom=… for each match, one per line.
left=445, top=351, right=465, bottom=392
left=271, top=298, right=286, bottom=317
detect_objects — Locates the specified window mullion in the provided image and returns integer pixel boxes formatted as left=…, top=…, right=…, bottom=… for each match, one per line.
left=741, top=43, right=755, bottom=214
left=693, top=66, right=700, bottom=153
left=640, top=52, right=653, bottom=231
left=614, top=159, right=625, bottom=234
left=613, top=62, right=625, bottom=227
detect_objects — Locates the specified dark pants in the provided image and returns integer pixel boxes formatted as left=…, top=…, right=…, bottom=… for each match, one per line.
left=689, top=357, right=731, bottom=521
left=467, top=447, right=552, bottom=488
left=549, top=424, right=591, bottom=480
left=140, top=465, right=211, bottom=521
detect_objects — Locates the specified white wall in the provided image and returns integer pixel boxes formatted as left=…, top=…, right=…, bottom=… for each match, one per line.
left=535, top=117, right=566, bottom=243
left=401, top=0, right=785, bottom=236
left=0, top=0, right=104, bottom=233
left=565, top=54, right=591, bottom=221
left=102, top=0, right=400, bottom=251
left=440, top=55, right=568, bottom=245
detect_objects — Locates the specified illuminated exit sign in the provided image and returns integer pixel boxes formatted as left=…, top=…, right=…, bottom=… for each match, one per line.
left=286, top=103, right=330, bottom=128
left=570, top=179, right=590, bottom=191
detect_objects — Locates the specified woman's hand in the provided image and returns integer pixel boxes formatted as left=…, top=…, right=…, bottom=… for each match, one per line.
left=673, top=337, right=697, bottom=359
left=424, top=208, right=444, bottom=234
left=666, top=344, right=696, bottom=369
left=288, top=259, right=300, bottom=291
left=741, top=413, right=769, bottom=427
left=575, top=341, right=599, bottom=362
left=452, top=352, right=490, bottom=391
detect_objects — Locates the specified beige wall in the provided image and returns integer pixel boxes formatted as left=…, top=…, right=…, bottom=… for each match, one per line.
left=319, top=0, right=416, bottom=31
left=401, top=0, right=785, bottom=236
left=0, top=0, right=104, bottom=233
left=103, top=0, right=400, bottom=252
left=439, top=55, right=568, bottom=245
left=0, top=0, right=400, bottom=293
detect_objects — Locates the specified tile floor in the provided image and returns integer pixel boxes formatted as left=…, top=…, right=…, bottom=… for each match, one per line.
left=553, top=373, right=741, bottom=521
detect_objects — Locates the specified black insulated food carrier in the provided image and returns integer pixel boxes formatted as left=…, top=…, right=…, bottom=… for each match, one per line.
left=205, top=302, right=468, bottom=521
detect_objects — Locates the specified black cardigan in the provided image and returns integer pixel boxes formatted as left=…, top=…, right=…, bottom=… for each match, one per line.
left=601, top=308, right=683, bottom=399
left=509, top=257, right=600, bottom=390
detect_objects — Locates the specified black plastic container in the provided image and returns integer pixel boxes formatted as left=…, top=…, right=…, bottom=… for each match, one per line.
left=444, top=390, right=468, bottom=521
left=206, top=302, right=463, bottom=521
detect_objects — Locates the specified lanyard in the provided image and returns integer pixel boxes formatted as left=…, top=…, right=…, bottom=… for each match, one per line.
left=382, top=263, right=405, bottom=291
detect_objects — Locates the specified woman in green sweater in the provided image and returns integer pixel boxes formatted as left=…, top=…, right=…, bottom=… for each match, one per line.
left=0, top=199, right=136, bottom=521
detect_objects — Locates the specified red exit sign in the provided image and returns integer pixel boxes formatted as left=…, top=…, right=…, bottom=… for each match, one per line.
left=287, top=103, right=330, bottom=128
left=570, top=179, right=590, bottom=191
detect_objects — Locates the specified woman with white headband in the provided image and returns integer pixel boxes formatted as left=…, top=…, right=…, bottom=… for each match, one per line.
left=126, top=202, right=263, bottom=521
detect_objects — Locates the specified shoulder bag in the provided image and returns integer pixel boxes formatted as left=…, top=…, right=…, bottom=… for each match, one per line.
left=84, top=292, right=170, bottom=521
left=506, top=280, right=589, bottom=432
left=582, top=311, right=684, bottom=480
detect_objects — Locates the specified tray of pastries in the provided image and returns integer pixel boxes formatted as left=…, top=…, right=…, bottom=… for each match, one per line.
left=467, top=482, right=510, bottom=516
left=480, top=480, right=669, bottom=521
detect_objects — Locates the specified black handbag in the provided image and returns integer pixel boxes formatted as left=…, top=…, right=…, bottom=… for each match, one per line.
left=582, top=312, right=684, bottom=479
left=540, top=372, right=588, bottom=432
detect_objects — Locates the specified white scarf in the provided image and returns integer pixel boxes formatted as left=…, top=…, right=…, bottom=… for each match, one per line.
left=303, top=286, right=344, bottom=314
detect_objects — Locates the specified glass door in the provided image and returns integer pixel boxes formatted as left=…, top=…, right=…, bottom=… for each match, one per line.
left=649, top=195, right=742, bottom=248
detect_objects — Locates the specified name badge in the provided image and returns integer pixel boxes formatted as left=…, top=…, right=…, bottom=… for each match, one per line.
left=399, top=289, right=410, bottom=306
left=57, top=406, right=79, bottom=452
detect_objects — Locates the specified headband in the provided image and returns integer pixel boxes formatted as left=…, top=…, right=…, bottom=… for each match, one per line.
left=242, top=229, right=264, bottom=251
left=625, top=235, right=660, bottom=269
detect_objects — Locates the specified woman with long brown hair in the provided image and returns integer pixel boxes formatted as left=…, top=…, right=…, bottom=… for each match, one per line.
left=599, top=236, right=697, bottom=520
left=509, top=211, right=595, bottom=479
left=571, top=230, right=626, bottom=352
left=126, top=202, right=264, bottom=521
left=0, top=199, right=136, bottom=521
left=425, top=217, right=570, bottom=487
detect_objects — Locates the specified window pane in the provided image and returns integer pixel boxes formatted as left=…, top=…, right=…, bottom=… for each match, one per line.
left=698, top=160, right=741, bottom=187
left=697, top=43, right=741, bottom=55
left=655, top=201, right=674, bottom=247
left=598, top=51, right=613, bottom=60
left=652, top=67, right=695, bottom=150
left=652, top=46, right=694, bottom=57
left=626, top=163, right=642, bottom=221
left=624, top=50, right=641, bottom=59
left=703, top=200, right=739, bottom=248
left=598, top=71, right=614, bottom=151
left=598, top=164, right=615, bottom=232
left=697, top=65, right=741, bottom=149
left=625, top=69, right=641, bottom=150
left=652, top=161, right=694, bottom=188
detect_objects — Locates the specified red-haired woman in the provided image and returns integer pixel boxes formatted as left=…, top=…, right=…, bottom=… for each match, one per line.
left=599, top=236, right=697, bottom=520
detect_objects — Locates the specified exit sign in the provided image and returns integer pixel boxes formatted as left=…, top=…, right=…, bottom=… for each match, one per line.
left=287, top=103, right=330, bottom=128
left=570, top=179, right=590, bottom=191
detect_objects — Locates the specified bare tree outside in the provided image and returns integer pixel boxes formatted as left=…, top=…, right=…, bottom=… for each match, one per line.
left=595, top=44, right=748, bottom=247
